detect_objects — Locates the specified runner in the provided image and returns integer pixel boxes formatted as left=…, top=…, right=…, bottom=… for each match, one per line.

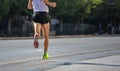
left=27, top=0, right=57, bottom=60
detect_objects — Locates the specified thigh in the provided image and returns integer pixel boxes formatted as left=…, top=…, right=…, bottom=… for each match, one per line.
left=42, top=23, right=50, bottom=38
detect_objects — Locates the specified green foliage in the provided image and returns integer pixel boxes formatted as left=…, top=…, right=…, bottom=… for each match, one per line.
left=90, top=0, right=120, bottom=24
left=0, top=0, right=30, bottom=20
left=50, top=0, right=103, bottom=22
left=0, top=0, right=119, bottom=36
left=0, top=0, right=106, bottom=23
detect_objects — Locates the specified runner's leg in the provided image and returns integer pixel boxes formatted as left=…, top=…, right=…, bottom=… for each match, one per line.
left=33, top=22, right=41, bottom=48
left=33, top=22, right=41, bottom=38
left=42, top=23, right=50, bottom=59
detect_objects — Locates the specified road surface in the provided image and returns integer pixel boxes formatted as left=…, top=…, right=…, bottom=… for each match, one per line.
left=0, top=36, right=120, bottom=71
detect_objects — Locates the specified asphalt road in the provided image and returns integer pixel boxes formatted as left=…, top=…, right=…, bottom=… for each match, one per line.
left=0, top=36, right=120, bottom=71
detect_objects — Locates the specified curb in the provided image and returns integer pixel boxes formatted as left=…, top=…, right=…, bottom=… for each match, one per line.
left=0, top=35, right=120, bottom=40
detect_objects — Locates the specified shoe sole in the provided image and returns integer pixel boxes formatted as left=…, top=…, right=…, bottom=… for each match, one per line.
left=33, top=35, right=39, bottom=48
left=34, top=40, right=39, bottom=48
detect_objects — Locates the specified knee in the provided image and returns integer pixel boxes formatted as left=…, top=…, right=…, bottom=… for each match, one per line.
left=44, top=36, right=49, bottom=40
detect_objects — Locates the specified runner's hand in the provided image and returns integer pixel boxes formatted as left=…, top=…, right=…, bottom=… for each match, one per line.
left=51, top=2, right=57, bottom=8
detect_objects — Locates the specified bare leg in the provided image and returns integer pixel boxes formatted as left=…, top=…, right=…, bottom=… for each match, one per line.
left=33, top=22, right=41, bottom=48
left=33, top=22, right=41, bottom=38
left=42, top=23, right=50, bottom=53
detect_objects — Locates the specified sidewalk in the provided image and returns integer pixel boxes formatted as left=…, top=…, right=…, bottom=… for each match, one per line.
left=46, top=54, right=120, bottom=71
left=0, top=35, right=120, bottom=40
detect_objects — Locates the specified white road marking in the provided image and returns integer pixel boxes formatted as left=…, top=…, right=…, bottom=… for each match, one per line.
left=33, top=49, right=43, bottom=52
left=0, top=48, right=119, bottom=66
left=0, top=52, right=82, bottom=65
left=0, top=57, right=42, bottom=65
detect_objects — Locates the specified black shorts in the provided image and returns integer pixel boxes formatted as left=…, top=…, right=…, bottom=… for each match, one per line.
left=32, top=12, right=50, bottom=24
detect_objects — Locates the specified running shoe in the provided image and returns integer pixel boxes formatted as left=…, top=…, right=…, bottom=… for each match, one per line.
left=33, top=35, right=39, bottom=48
left=43, top=53, right=49, bottom=60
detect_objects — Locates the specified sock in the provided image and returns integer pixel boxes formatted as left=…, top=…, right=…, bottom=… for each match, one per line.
left=44, top=51, right=47, bottom=55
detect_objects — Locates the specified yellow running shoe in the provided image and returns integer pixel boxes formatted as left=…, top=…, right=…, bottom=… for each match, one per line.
left=43, top=53, right=49, bottom=60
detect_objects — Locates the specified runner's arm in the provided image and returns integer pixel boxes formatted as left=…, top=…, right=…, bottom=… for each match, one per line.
left=28, top=0, right=33, bottom=9
left=44, top=0, right=57, bottom=8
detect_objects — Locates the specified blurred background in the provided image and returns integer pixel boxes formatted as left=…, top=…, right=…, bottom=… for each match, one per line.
left=0, top=0, right=120, bottom=37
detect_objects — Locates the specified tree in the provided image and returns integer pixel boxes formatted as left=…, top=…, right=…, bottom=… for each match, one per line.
left=89, top=0, right=120, bottom=33
left=0, top=0, right=119, bottom=36
left=0, top=0, right=30, bottom=36
left=49, top=0, right=103, bottom=34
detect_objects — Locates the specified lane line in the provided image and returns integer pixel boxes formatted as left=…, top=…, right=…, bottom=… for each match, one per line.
left=0, top=48, right=120, bottom=66
left=0, top=58, right=41, bottom=65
